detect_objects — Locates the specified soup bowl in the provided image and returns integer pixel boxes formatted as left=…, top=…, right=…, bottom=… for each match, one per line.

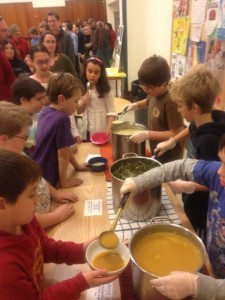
left=86, top=240, right=130, bottom=276
left=129, top=220, right=207, bottom=300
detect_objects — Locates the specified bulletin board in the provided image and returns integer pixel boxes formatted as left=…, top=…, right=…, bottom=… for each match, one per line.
left=171, top=0, right=225, bottom=109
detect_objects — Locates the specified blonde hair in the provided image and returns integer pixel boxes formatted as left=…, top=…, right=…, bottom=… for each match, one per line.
left=0, top=104, right=32, bottom=137
left=170, top=64, right=220, bottom=113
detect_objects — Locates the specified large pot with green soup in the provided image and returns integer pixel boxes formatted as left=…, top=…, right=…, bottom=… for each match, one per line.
left=129, top=218, right=207, bottom=299
left=111, top=122, right=147, bottom=161
left=110, top=154, right=161, bottom=221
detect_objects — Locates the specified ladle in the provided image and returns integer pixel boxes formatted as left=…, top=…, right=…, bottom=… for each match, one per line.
left=99, top=192, right=130, bottom=249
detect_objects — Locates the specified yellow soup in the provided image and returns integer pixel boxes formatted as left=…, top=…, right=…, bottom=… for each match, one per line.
left=92, top=250, right=125, bottom=272
left=132, top=231, right=203, bottom=276
left=114, top=128, right=142, bottom=135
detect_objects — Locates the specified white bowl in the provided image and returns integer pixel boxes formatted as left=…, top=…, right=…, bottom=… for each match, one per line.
left=86, top=239, right=130, bottom=275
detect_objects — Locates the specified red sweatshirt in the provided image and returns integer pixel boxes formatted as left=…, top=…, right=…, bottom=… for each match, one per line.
left=0, top=217, right=89, bottom=299
left=0, top=50, right=16, bottom=101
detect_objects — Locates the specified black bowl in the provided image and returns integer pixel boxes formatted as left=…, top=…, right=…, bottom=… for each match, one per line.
left=88, top=156, right=108, bottom=172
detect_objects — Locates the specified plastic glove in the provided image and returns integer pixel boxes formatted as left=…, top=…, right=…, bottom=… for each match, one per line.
left=169, top=180, right=195, bottom=194
left=154, top=138, right=176, bottom=157
left=150, top=271, right=198, bottom=300
left=122, top=103, right=138, bottom=113
left=120, top=177, right=138, bottom=198
left=129, top=131, right=148, bottom=143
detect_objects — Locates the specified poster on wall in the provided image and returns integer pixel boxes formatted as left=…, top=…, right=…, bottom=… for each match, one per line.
left=217, top=0, right=225, bottom=39
left=171, top=53, right=187, bottom=80
left=173, top=17, right=191, bottom=55
left=205, top=0, right=219, bottom=38
left=173, top=0, right=189, bottom=18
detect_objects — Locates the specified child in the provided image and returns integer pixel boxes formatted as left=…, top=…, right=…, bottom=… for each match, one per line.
left=0, top=149, right=117, bottom=299
left=154, top=65, right=225, bottom=241
left=77, top=56, right=117, bottom=140
left=0, top=103, right=78, bottom=229
left=123, top=55, right=185, bottom=164
left=121, top=133, right=225, bottom=279
left=11, top=76, right=46, bottom=156
left=33, top=73, right=89, bottom=188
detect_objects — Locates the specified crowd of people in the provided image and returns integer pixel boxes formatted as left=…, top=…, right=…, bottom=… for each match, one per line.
left=1, top=10, right=225, bottom=300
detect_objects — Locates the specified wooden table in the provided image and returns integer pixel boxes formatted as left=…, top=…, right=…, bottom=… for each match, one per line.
left=44, top=143, right=214, bottom=299
left=106, top=68, right=126, bottom=98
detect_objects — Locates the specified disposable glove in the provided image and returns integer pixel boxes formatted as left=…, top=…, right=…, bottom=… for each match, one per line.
left=169, top=180, right=195, bottom=194
left=129, top=131, right=149, bottom=143
left=120, top=177, right=138, bottom=198
left=150, top=271, right=198, bottom=300
left=154, top=138, right=176, bottom=157
left=122, top=103, right=138, bottom=113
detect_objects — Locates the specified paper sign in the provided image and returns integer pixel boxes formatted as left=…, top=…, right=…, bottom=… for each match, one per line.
left=84, top=199, right=102, bottom=216
left=86, top=283, right=113, bottom=299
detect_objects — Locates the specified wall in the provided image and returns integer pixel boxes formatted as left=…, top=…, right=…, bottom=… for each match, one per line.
left=126, top=0, right=173, bottom=90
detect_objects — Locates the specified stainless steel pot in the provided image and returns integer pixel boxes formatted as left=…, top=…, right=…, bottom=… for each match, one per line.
left=110, top=155, right=161, bottom=221
left=129, top=217, right=207, bottom=300
left=111, top=122, right=147, bottom=161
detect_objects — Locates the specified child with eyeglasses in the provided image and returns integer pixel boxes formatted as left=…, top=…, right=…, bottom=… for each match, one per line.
left=76, top=56, right=117, bottom=140
left=123, top=55, right=185, bottom=164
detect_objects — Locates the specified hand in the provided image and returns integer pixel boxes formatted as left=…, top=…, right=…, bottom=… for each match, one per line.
left=120, top=177, right=138, bottom=198
left=61, top=177, right=84, bottom=188
left=150, top=271, right=198, bottom=300
left=169, top=180, right=195, bottom=194
left=75, top=136, right=82, bottom=144
left=129, top=131, right=148, bottom=143
left=53, top=203, right=75, bottom=222
left=122, top=103, right=137, bottom=113
left=82, top=92, right=91, bottom=105
left=76, top=163, right=91, bottom=171
left=52, top=190, right=79, bottom=203
left=154, top=138, right=176, bottom=157
left=83, top=269, right=118, bottom=288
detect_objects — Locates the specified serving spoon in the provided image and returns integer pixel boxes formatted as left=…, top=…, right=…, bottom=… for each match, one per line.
left=99, top=192, right=130, bottom=249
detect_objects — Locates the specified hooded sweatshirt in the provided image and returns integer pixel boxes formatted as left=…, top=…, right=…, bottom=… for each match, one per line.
left=0, top=217, right=89, bottom=300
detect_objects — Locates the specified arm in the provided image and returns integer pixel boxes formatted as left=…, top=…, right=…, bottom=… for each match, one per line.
left=123, top=98, right=148, bottom=112
left=76, top=92, right=90, bottom=114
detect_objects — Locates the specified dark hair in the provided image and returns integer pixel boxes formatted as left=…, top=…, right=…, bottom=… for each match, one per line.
left=0, top=149, right=41, bottom=203
left=12, top=76, right=45, bottom=104
left=2, top=41, right=17, bottom=58
left=28, top=27, right=38, bottom=35
left=65, top=21, right=73, bottom=31
left=138, top=55, right=171, bottom=86
left=29, top=44, right=50, bottom=59
left=39, top=31, right=60, bottom=55
left=46, top=10, right=60, bottom=21
left=47, top=72, right=83, bottom=103
left=81, top=56, right=110, bottom=98
left=219, top=134, right=225, bottom=152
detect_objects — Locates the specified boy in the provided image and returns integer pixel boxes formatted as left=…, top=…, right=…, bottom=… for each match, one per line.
left=121, top=133, right=225, bottom=279
left=0, top=150, right=117, bottom=299
left=0, top=103, right=78, bottom=228
left=11, top=76, right=46, bottom=157
left=33, top=73, right=89, bottom=188
left=155, top=65, right=225, bottom=240
left=123, top=55, right=185, bottom=163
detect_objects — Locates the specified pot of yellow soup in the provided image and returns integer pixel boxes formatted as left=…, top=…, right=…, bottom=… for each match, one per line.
left=110, top=155, right=161, bottom=221
left=111, top=122, right=147, bottom=161
left=129, top=218, right=207, bottom=300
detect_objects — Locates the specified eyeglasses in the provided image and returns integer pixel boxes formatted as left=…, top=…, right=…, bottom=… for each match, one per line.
left=34, top=59, right=50, bottom=66
left=139, top=84, right=156, bottom=92
left=44, top=40, right=56, bottom=44
left=13, top=135, right=28, bottom=141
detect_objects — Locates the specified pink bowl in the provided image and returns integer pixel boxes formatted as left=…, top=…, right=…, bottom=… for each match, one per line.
left=90, top=132, right=110, bottom=145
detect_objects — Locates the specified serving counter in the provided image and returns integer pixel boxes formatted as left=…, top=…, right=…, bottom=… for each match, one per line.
left=44, top=142, right=214, bottom=299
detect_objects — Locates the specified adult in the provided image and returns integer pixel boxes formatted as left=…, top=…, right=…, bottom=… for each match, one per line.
left=40, top=31, right=77, bottom=76
left=3, top=41, right=31, bottom=77
left=46, top=10, right=76, bottom=70
left=10, top=24, right=29, bottom=60
left=104, top=22, right=116, bottom=61
left=0, top=16, right=16, bottom=101
left=65, top=21, right=80, bottom=76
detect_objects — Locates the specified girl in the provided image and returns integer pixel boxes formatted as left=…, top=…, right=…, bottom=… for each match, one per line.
left=40, top=31, right=77, bottom=77
left=29, top=44, right=56, bottom=91
left=77, top=56, right=117, bottom=140
left=3, top=41, right=31, bottom=77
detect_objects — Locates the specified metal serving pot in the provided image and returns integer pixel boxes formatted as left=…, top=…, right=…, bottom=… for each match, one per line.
left=111, top=122, right=147, bottom=161
left=110, top=155, right=161, bottom=221
left=129, top=218, right=207, bottom=300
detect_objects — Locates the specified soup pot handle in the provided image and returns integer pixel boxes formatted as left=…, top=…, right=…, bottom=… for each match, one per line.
left=149, top=216, right=173, bottom=224
left=122, top=153, right=138, bottom=158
